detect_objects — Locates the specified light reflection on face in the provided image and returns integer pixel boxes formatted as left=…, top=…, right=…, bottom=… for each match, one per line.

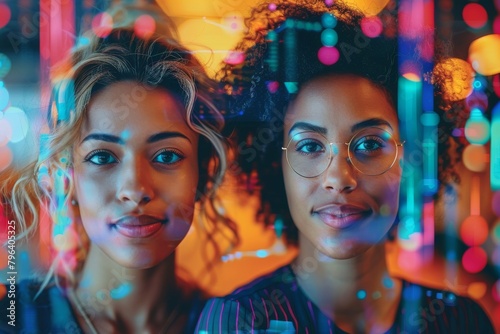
left=282, top=75, right=403, bottom=259
left=72, top=81, right=199, bottom=269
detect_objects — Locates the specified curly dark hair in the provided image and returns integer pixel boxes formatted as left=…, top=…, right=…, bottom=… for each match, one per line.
left=221, top=0, right=464, bottom=243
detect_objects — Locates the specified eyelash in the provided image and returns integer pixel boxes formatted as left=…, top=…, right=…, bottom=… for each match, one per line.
left=83, top=149, right=185, bottom=166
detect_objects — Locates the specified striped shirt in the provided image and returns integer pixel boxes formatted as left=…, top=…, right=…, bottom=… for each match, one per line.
left=195, top=265, right=494, bottom=334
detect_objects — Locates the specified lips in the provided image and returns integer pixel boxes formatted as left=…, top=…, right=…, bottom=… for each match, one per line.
left=111, top=215, right=169, bottom=238
left=312, top=204, right=371, bottom=230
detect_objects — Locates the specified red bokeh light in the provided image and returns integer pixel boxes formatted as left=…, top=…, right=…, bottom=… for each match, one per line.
left=0, top=4, right=11, bottom=29
left=462, top=3, right=488, bottom=29
left=462, top=246, right=487, bottom=273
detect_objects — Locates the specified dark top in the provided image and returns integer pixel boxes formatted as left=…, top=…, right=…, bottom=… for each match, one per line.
left=195, top=265, right=495, bottom=334
left=1, top=279, right=204, bottom=334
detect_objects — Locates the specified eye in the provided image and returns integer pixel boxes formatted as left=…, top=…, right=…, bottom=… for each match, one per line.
left=84, top=150, right=118, bottom=165
left=353, top=136, right=385, bottom=153
left=295, top=139, right=326, bottom=155
left=152, top=149, right=184, bottom=165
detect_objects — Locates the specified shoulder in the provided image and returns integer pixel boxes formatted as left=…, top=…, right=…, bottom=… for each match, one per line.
left=195, top=265, right=297, bottom=333
left=398, top=280, right=495, bottom=334
left=0, top=279, right=82, bottom=334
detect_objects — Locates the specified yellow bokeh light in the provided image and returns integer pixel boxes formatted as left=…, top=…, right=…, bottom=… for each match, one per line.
left=343, top=0, right=391, bottom=16
left=469, top=34, right=500, bottom=76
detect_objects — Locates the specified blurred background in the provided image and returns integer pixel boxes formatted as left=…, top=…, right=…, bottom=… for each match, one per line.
left=0, top=0, right=499, bottom=332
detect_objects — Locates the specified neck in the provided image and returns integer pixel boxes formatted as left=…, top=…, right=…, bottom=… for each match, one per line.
left=72, top=244, right=182, bottom=333
left=293, top=235, right=401, bottom=333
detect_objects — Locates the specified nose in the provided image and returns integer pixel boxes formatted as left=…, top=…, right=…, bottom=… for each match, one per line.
left=321, top=146, right=358, bottom=193
left=117, top=157, right=154, bottom=206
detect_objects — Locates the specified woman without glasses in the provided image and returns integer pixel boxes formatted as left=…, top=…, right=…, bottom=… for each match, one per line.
left=0, top=28, right=235, bottom=333
left=195, top=1, right=494, bottom=333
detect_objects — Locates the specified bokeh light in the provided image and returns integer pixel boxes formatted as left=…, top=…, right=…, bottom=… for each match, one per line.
left=343, top=0, right=390, bottom=16
left=224, top=51, right=245, bottom=65
left=0, top=119, right=12, bottom=146
left=469, top=35, right=500, bottom=76
left=3, top=106, right=29, bottom=143
left=0, top=284, right=6, bottom=300
left=134, top=14, right=156, bottom=39
left=321, top=28, right=338, bottom=47
left=460, top=215, right=489, bottom=246
left=493, top=247, right=500, bottom=266
left=494, top=74, right=500, bottom=98
left=268, top=3, right=277, bottom=11
left=92, top=12, right=113, bottom=38
left=0, top=146, right=13, bottom=172
left=466, top=90, right=488, bottom=111
left=494, top=16, right=500, bottom=34
left=492, top=279, right=500, bottom=302
left=433, top=58, right=473, bottom=101
left=397, top=250, right=422, bottom=271
left=0, top=85, right=9, bottom=110
left=465, top=111, right=490, bottom=145
left=462, top=246, right=487, bottom=273
left=318, top=46, right=339, bottom=65
left=462, top=144, right=487, bottom=172
left=493, top=193, right=500, bottom=217
left=0, top=3, right=11, bottom=29
left=0, top=54, right=12, bottom=79
left=467, top=282, right=487, bottom=299
left=0, top=247, right=7, bottom=269
left=472, top=76, right=487, bottom=91
left=222, top=12, right=244, bottom=33
left=462, top=3, right=488, bottom=29
left=361, top=16, right=383, bottom=38
left=321, top=13, right=337, bottom=28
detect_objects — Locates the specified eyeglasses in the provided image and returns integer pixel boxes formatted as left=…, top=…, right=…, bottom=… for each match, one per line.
left=282, top=127, right=404, bottom=178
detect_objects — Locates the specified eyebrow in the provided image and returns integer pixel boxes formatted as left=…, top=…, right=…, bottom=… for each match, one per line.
left=288, top=122, right=328, bottom=136
left=81, top=131, right=191, bottom=145
left=351, top=118, right=393, bottom=133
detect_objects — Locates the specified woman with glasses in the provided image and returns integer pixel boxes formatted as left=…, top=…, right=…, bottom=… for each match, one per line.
left=195, top=0, right=494, bottom=333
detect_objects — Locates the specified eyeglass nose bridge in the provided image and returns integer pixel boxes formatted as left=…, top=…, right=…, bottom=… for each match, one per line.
left=321, top=141, right=354, bottom=173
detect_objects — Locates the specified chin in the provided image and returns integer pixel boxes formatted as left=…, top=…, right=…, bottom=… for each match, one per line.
left=316, top=237, right=375, bottom=260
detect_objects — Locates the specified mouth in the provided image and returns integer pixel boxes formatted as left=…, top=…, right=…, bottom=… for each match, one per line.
left=110, top=215, right=169, bottom=238
left=312, top=204, right=371, bottom=230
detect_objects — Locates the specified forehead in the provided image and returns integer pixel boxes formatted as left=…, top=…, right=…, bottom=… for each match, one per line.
left=285, top=75, right=398, bottom=131
left=82, top=81, right=188, bottom=134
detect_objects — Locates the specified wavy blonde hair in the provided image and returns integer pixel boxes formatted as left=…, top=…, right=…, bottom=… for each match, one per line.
left=2, top=28, right=238, bottom=287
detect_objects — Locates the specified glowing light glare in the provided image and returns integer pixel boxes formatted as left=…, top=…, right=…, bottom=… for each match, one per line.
left=493, top=193, right=500, bottom=217
left=0, top=3, right=11, bottom=29
left=268, top=3, right=277, bottom=11
left=462, top=246, right=487, bottom=273
left=0, top=119, right=12, bottom=146
left=0, top=54, right=12, bottom=79
left=0, top=284, right=6, bottom=300
left=465, top=114, right=490, bottom=145
left=462, top=3, right=488, bottom=29
left=224, top=51, right=245, bottom=65
left=469, top=35, right=500, bottom=76
left=462, top=144, right=487, bottom=172
left=266, top=81, right=279, bottom=93
left=356, top=290, right=367, bottom=300
left=467, top=282, right=487, bottom=299
left=134, top=15, right=156, bottom=39
left=433, top=58, right=474, bottom=101
left=0, top=248, right=7, bottom=269
left=0, top=146, right=13, bottom=172
left=460, top=215, right=489, bottom=246
left=0, top=85, right=9, bottom=111
left=402, top=73, right=420, bottom=82
left=398, top=232, right=423, bottom=251
left=92, top=12, right=113, bottom=38
left=318, top=46, right=339, bottom=65
left=361, top=16, right=383, bottom=38
left=3, top=106, right=29, bottom=143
